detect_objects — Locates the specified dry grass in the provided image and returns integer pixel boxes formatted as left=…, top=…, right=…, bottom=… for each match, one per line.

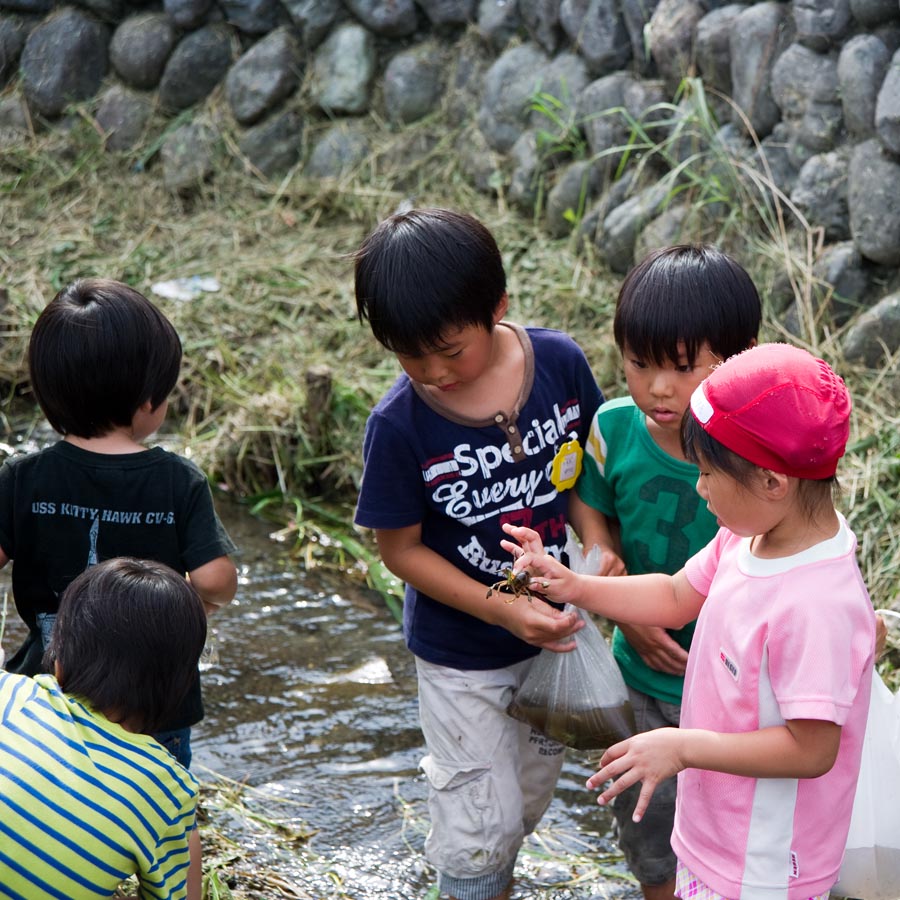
left=0, top=81, right=897, bottom=613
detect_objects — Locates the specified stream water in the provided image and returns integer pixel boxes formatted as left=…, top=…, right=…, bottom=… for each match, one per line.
left=0, top=502, right=638, bottom=900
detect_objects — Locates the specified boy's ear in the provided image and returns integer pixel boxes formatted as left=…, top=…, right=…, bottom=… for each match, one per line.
left=492, top=291, right=509, bottom=325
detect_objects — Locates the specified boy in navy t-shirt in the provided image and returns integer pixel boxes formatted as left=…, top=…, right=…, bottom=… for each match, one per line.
left=354, top=208, right=603, bottom=900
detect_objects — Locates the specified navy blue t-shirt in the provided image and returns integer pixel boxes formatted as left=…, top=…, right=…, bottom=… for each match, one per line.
left=355, top=325, right=602, bottom=670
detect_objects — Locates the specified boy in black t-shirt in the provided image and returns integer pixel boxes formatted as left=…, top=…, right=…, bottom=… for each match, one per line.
left=0, top=277, right=237, bottom=770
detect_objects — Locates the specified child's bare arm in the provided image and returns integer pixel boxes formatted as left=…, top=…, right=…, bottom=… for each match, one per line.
left=501, top=523, right=704, bottom=629
left=376, top=524, right=584, bottom=651
left=586, top=718, right=842, bottom=822
left=0, top=547, right=8, bottom=568
left=188, top=556, right=237, bottom=615
left=566, top=493, right=626, bottom=576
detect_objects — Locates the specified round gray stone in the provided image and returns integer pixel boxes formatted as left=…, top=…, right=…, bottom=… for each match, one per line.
left=225, top=26, right=300, bottom=126
left=312, top=23, right=375, bottom=115
left=110, top=12, right=177, bottom=90
left=159, top=25, right=233, bottom=112
left=848, top=138, right=900, bottom=266
left=20, top=7, right=109, bottom=118
left=383, top=45, right=445, bottom=124
left=837, top=35, right=890, bottom=138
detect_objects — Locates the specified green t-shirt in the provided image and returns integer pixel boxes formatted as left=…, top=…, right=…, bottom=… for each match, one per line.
left=576, top=396, right=718, bottom=705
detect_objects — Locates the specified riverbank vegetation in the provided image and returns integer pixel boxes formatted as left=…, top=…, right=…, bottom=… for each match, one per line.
left=2, top=78, right=899, bottom=898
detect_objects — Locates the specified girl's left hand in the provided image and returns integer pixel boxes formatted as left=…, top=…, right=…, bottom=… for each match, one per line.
left=500, top=522, right=582, bottom=604
left=586, top=727, right=686, bottom=822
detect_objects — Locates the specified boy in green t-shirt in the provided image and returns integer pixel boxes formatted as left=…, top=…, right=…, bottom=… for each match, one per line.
left=576, top=245, right=761, bottom=900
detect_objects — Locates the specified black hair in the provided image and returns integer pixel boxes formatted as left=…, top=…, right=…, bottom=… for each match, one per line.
left=681, top=412, right=838, bottom=512
left=614, top=245, right=762, bottom=366
left=354, top=207, right=507, bottom=356
left=28, top=278, right=183, bottom=438
left=44, top=557, right=207, bottom=734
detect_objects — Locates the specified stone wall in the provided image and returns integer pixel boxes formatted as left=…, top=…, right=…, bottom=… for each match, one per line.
left=2, top=0, right=899, bottom=366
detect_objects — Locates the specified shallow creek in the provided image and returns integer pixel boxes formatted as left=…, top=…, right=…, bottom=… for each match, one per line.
left=0, top=502, right=636, bottom=899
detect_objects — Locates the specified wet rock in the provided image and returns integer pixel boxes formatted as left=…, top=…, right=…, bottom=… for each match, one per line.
left=729, top=2, right=792, bottom=138
left=159, top=25, right=233, bottom=112
left=792, top=0, right=852, bottom=51
left=520, top=0, right=563, bottom=53
left=281, top=0, right=340, bottom=47
left=418, top=0, right=476, bottom=26
left=162, top=119, right=217, bottom=191
left=560, top=0, right=631, bottom=76
left=837, top=35, right=890, bottom=139
left=875, top=48, right=900, bottom=155
left=842, top=292, right=900, bottom=367
left=343, top=0, right=418, bottom=37
left=219, top=0, right=283, bottom=34
left=238, top=106, right=303, bottom=176
left=95, top=83, right=153, bottom=151
left=305, top=121, right=370, bottom=178
left=383, top=44, right=445, bottom=124
left=848, top=138, right=900, bottom=266
left=790, top=149, right=850, bottom=241
left=110, top=12, right=176, bottom=90
left=20, top=7, right=108, bottom=118
left=477, top=42, right=550, bottom=151
left=647, top=0, right=703, bottom=90
left=225, top=26, right=300, bottom=126
left=163, top=0, right=212, bottom=30
left=312, top=23, right=375, bottom=115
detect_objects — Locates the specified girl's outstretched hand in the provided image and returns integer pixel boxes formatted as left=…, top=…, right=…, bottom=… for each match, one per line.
left=500, top=523, right=581, bottom=605
left=585, top=727, right=686, bottom=823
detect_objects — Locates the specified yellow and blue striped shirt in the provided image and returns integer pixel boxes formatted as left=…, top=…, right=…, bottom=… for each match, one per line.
left=0, top=672, right=198, bottom=899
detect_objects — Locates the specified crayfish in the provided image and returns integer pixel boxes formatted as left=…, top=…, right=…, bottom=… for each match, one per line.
left=486, top=567, right=538, bottom=603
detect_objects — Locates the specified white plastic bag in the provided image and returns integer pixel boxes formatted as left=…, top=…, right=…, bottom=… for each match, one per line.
left=833, top=612, right=900, bottom=900
left=506, top=529, right=636, bottom=751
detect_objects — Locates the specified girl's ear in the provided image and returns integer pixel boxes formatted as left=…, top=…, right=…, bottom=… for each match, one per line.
left=760, top=468, right=791, bottom=499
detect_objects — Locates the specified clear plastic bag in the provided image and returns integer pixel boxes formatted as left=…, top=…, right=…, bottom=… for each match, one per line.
left=506, top=530, right=636, bottom=751
left=833, top=611, right=900, bottom=900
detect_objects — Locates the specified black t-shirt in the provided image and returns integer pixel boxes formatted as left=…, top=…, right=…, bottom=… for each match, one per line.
left=0, top=441, right=237, bottom=728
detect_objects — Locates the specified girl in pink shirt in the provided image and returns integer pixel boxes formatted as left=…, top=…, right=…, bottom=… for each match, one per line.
left=503, top=343, right=876, bottom=900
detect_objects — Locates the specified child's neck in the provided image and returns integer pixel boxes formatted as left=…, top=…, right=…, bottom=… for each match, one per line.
left=64, top=429, right=148, bottom=455
left=751, top=503, right=840, bottom=558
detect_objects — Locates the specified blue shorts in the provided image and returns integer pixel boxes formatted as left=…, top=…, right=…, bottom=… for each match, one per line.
left=152, top=726, right=193, bottom=769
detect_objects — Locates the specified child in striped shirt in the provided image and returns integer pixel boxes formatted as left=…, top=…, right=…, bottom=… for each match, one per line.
left=0, top=557, right=207, bottom=900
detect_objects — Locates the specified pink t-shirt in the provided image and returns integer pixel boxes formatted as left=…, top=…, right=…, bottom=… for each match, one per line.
left=675, top=516, right=875, bottom=900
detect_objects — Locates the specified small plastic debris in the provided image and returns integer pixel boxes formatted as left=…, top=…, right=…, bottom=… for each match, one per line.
left=150, top=275, right=221, bottom=302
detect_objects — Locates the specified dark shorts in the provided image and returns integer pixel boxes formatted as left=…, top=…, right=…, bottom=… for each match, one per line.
left=612, top=685, right=681, bottom=886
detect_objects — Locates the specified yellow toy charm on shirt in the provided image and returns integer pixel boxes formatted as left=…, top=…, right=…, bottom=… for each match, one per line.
left=550, top=438, right=583, bottom=491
